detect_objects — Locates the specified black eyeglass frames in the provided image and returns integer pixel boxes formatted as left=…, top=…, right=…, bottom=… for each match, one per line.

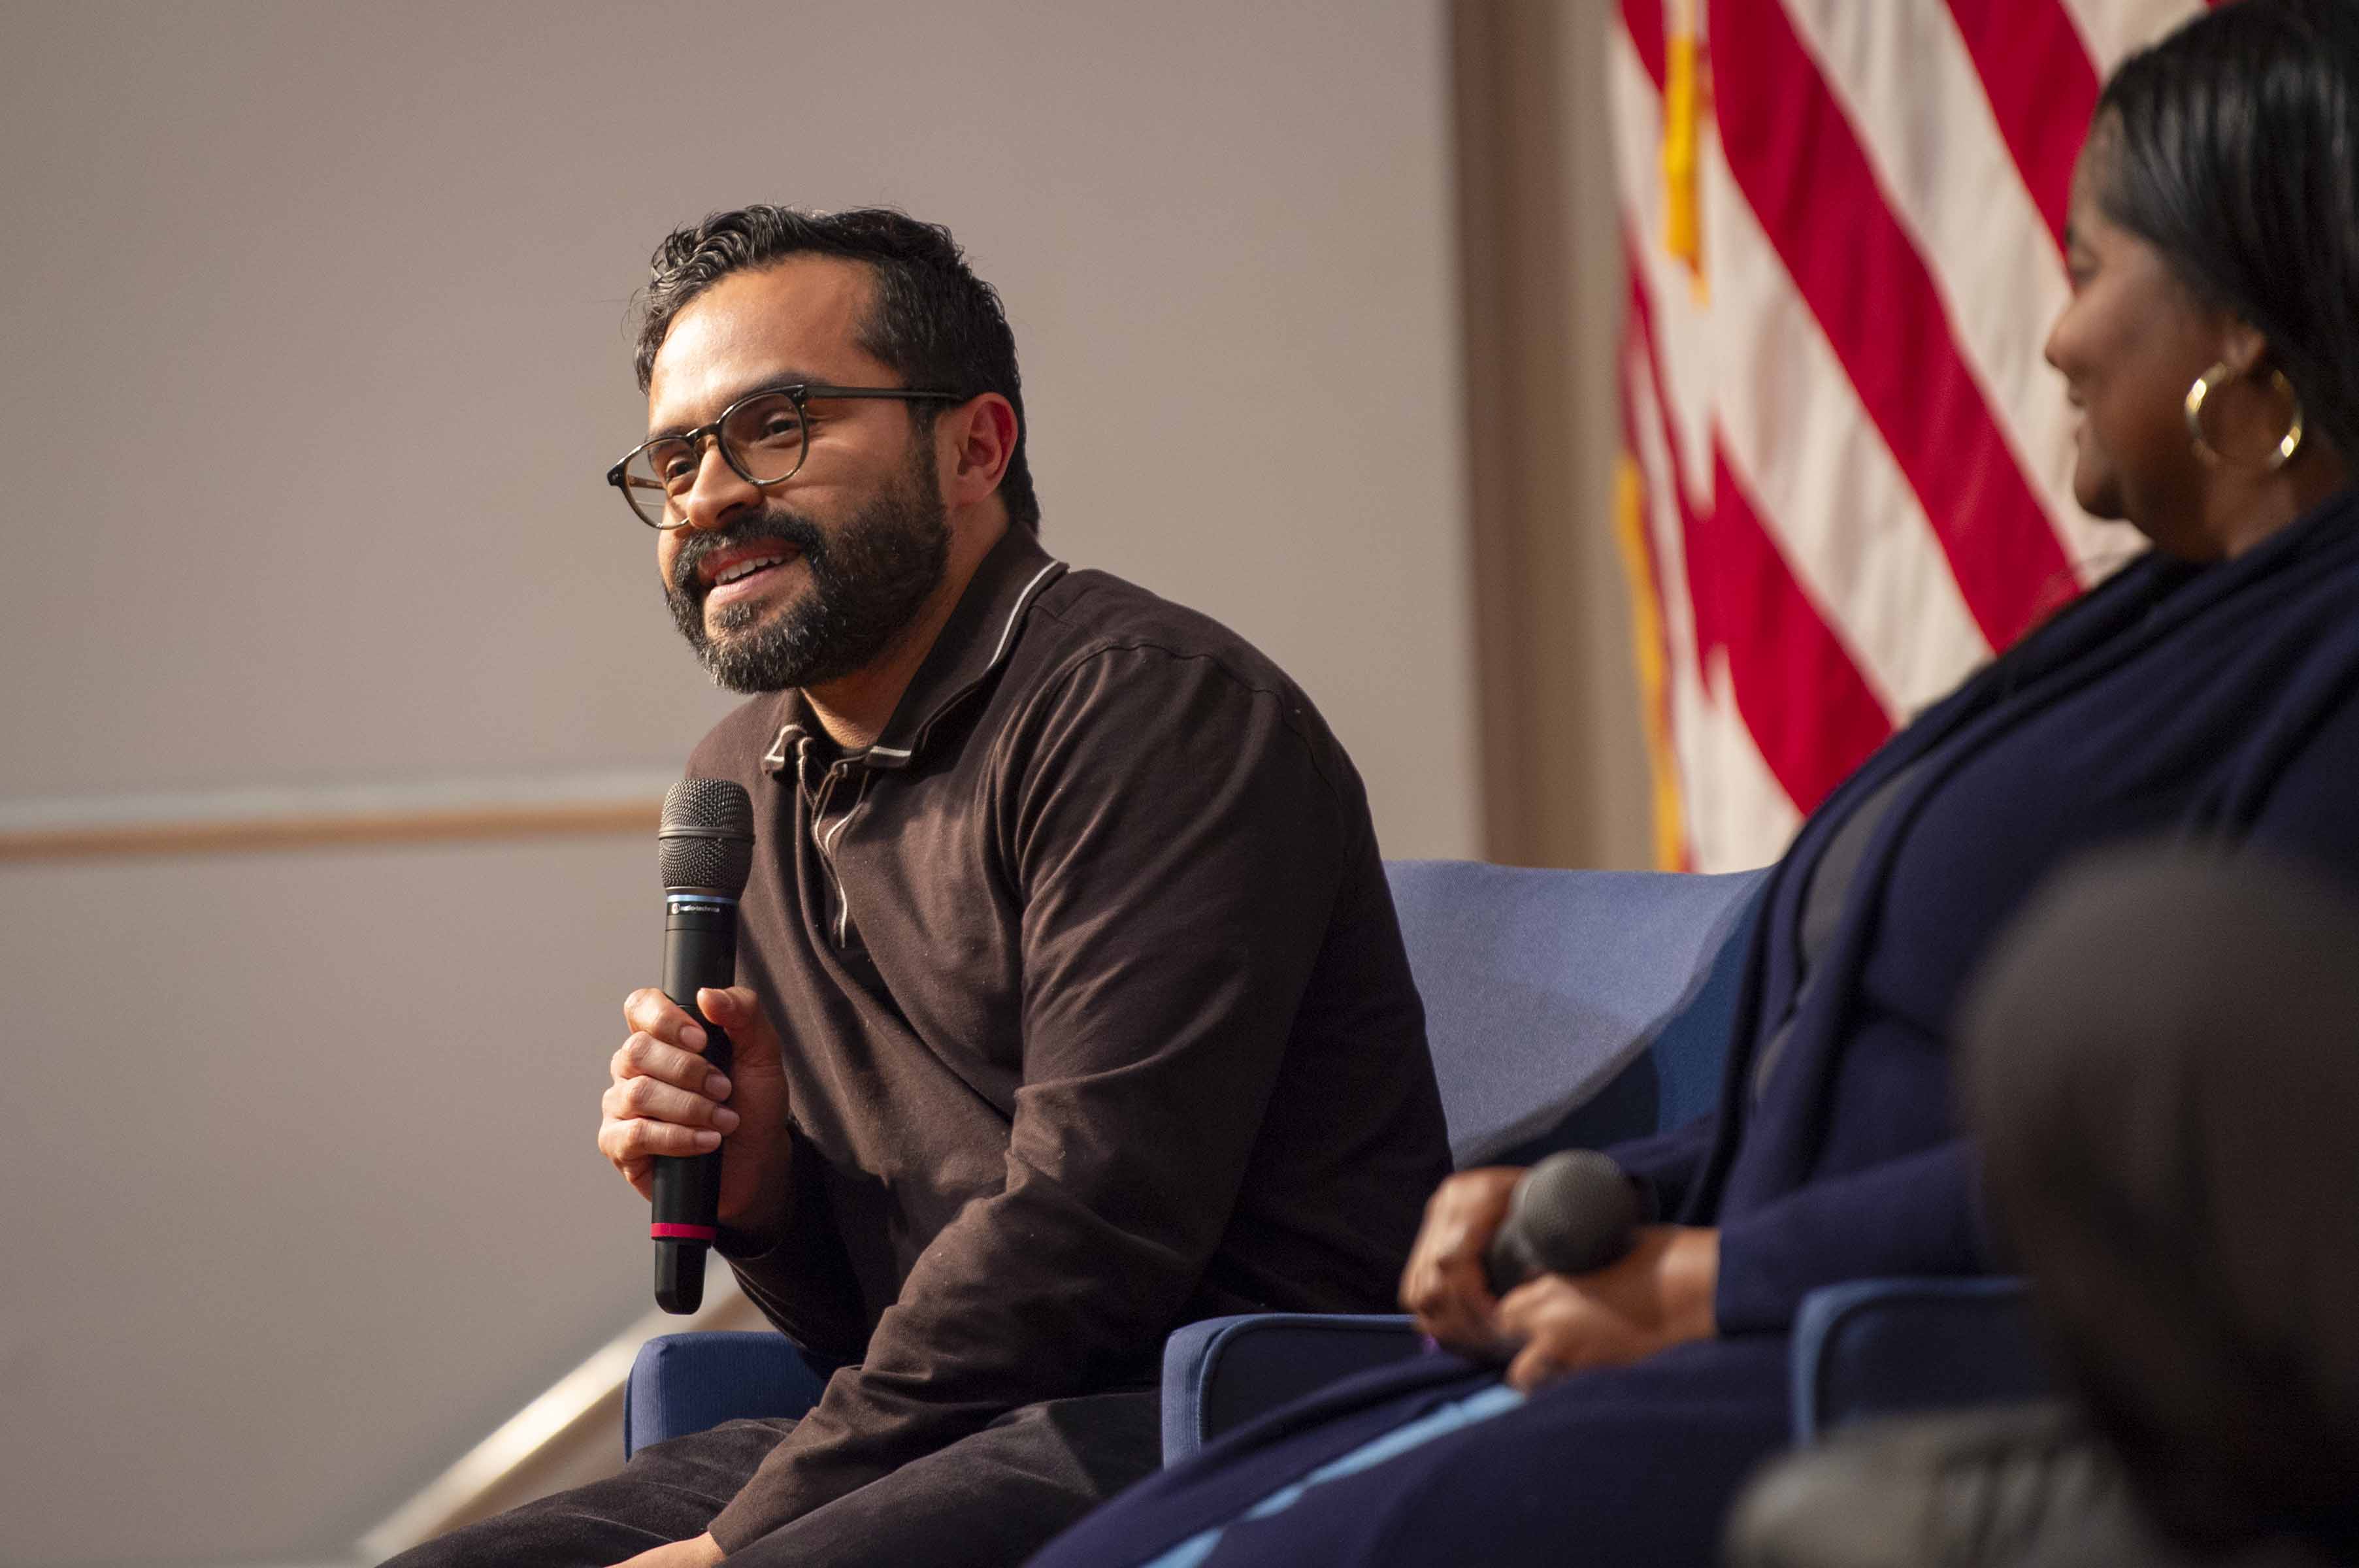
left=606, top=382, right=962, bottom=529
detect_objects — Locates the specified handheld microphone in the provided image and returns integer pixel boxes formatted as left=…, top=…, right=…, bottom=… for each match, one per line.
left=1483, top=1149, right=1643, bottom=1296
left=651, top=777, right=756, bottom=1314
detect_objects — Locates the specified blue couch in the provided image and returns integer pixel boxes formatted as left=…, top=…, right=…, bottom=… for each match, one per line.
left=625, top=861, right=2046, bottom=1460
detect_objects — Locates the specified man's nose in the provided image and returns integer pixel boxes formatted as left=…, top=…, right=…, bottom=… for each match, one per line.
left=675, top=440, right=762, bottom=532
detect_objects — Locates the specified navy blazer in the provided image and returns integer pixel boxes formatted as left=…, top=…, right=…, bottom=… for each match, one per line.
left=1609, top=489, right=2359, bottom=1334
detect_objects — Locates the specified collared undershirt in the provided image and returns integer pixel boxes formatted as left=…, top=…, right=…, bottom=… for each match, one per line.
left=1749, top=760, right=1922, bottom=1103
left=790, top=723, right=901, bottom=1019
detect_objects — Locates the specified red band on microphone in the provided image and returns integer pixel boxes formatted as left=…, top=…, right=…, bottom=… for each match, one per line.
left=651, top=1222, right=718, bottom=1241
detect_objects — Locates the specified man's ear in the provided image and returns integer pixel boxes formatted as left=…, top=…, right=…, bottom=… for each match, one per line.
left=938, top=393, right=1017, bottom=510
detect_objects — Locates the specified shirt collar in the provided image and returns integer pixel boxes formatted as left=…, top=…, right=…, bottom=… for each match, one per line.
left=762, top=527, right=1066, bottom=776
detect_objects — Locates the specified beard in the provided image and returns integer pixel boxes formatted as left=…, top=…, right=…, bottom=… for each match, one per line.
left=663, top=443, right=951, bottom=694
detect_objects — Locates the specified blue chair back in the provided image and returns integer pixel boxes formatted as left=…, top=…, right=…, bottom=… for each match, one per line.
left=1382, top=860, right=1766, bottom=1166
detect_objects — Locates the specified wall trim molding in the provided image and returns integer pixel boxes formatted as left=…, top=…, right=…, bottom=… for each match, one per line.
left=0, top=771, right=678, bottom=864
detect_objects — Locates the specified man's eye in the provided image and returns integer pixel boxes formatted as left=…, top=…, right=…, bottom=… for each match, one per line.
left=728, top=400, right=804, bottom=451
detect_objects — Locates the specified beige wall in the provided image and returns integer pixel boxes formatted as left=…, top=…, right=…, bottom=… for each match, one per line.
left=1455, top=0, right=1656, bottom=872
left=0, top=3, right=1474, bottom=1563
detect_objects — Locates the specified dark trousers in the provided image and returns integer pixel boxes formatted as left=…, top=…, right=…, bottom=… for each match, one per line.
left=1029, top=1336, right=1792, bottom=1568
left=382, top=1389, right=1160, bottom=1568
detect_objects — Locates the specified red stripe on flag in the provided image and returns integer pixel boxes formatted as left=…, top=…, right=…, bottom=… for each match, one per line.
left=1623, top=0, right=1668, bottom=90
left=1711, top=0, right=2074, bottom=653
left=1706, top=451, right=1896, bottom=812
left=1945, top=0, right=2099, bottom=252
left=1626, top=263, right=1891, bottom=813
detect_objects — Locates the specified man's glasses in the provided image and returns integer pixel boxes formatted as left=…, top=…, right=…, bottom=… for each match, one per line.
left=606, top=383, right=961, bottom=529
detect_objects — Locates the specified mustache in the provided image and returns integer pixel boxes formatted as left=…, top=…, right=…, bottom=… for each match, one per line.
left=668, top=510, right=828, bottom=600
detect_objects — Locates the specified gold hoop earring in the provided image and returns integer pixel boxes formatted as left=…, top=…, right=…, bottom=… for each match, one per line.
left=2185, top=361, right=2304, bottom=470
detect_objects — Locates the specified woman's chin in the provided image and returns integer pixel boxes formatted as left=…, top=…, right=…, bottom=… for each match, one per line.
left=2071, top=468, right=2129, bottom=524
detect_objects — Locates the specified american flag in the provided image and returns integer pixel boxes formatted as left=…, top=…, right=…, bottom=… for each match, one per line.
left=1611, top=0, right=2216, bottom=871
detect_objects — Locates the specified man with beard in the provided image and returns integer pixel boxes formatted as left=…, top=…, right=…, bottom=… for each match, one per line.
left=384, top=208, right=1448, bottom=1568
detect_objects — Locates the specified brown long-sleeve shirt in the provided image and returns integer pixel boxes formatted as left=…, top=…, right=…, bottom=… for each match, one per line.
left=688, top=527, right=1449, bottom=1548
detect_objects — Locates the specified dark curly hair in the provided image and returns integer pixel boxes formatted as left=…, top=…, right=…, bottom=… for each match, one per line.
left=2096, top=0, right=2359, bottom=464
left=631, top=206, right=1039, bottom=532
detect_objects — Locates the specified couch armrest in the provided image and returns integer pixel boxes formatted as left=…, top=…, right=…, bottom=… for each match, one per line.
left=623, top=1331, right=838, bottom=1457
left=1160, top=1313, right=1425, bottom=1466
left=1790, top=1278, right=2049, bottom=1441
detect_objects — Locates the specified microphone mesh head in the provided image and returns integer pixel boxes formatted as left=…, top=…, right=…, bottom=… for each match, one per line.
left=1507, top=1149, right=1642, bottom=1277
left=659, top=778, right=755, bottom=897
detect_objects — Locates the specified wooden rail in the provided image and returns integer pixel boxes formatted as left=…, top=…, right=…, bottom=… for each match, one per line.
left=0, top=777, right=675, bottom=864
left=357, top=1279, right=765, bottom=1556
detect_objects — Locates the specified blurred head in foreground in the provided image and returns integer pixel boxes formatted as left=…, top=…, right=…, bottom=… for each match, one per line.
left=1962, top=847, right=2359, bottom=1560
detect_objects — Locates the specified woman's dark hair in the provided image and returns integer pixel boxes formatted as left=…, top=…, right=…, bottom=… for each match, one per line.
left=2095, top=0, right=2359, bottom=464
left=631, top=206, right=1039, bottom=532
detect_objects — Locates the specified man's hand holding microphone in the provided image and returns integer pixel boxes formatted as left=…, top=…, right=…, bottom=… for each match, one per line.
left=599, top=981, right=793, bottom=1249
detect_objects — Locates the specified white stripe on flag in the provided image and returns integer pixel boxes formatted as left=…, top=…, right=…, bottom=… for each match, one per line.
left=1623, top=315, right=1709, bottom=826
left=1625, top=311, right=1798, bottom=869
left=1622, top=331, right=1705, bottom=773
left=2055, top=0, right=2205, bottom=73
left=1613, top=29, right=1990, bottom=721
left=1779, top=0, right=2138, bottom=579
left=1604, top=31, right=1716, bottom=515
left=1698, top=142, right=1993, bottom=711
left=1696, top=649, right=1803, bottom=872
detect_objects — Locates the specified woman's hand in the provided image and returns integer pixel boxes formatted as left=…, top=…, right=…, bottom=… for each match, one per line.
left=1493, top=1224, right=1720, bottom=1392
left=1398, top=1167, right=1525, bottom=1353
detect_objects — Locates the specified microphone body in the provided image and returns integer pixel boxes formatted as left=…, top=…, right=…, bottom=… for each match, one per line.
left=652, top=894, right=738, bottom=1313
left=650, top=779, right=757, bottom=1315
left=1483, top=1149, right=1644, bottom=1297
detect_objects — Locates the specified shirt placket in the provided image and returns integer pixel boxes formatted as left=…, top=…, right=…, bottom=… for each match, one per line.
left=796, top=736, right=867, bottom=951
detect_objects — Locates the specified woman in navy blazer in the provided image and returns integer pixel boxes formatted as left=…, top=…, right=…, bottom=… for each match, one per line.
left=1026, top=5, right=2359, bottom=1566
